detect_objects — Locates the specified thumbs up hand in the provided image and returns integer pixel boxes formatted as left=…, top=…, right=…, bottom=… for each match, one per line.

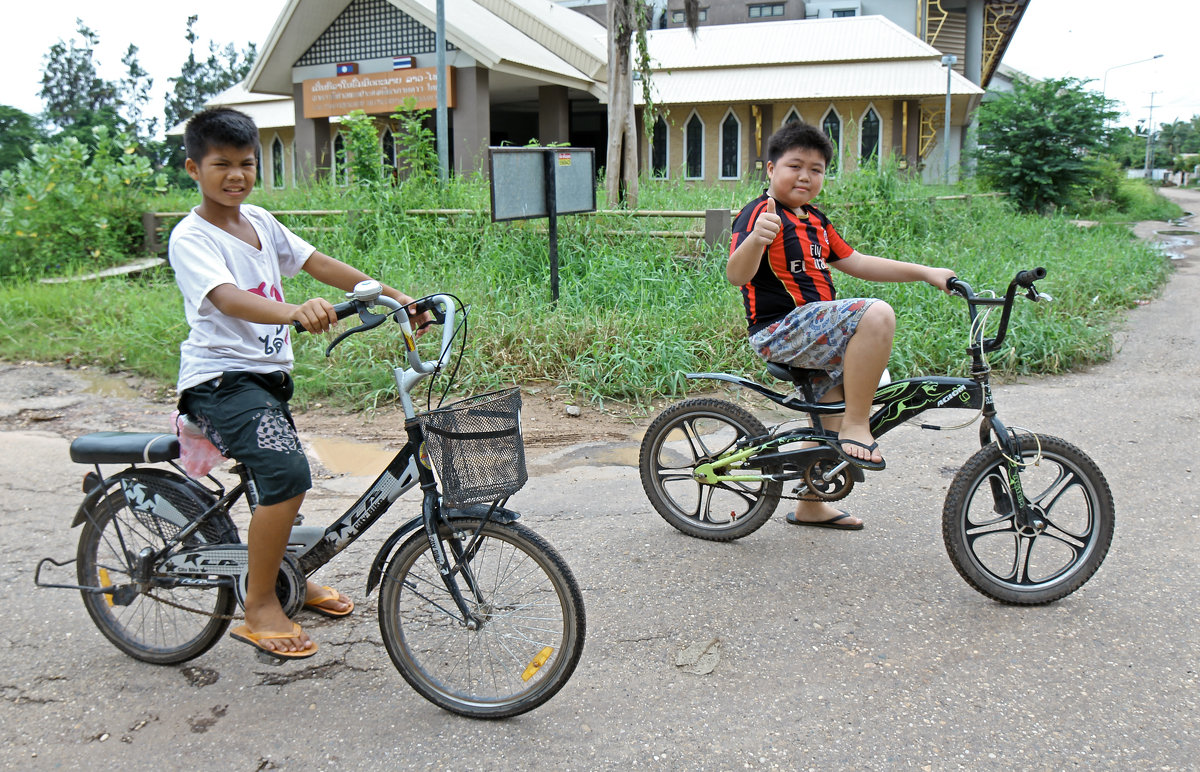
left=752, top=196, right=781, bottom=246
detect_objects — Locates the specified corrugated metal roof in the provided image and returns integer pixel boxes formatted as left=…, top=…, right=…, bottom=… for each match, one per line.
left=647, top=15, right=943, bottom=70
left=636, top=59, right=983, bottom=106
left=248, top=0, right=605, bottom=97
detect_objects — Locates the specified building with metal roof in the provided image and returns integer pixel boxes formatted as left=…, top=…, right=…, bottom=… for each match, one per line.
left=185, top=0, right=1024, bottom=188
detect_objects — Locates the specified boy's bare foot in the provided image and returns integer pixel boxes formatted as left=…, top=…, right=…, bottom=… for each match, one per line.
left=304, top=582, right=354, bottom=617
left=243, top=605, right=314, bottom=654
left=836, top=423, right=884, bottom=469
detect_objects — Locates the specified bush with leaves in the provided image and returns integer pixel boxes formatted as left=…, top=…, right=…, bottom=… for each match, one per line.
left=0, top=126, right=165, bottom=278
left=973, top=76, right=1116, bottom=214
left=391, top=97, right=439, bottom=185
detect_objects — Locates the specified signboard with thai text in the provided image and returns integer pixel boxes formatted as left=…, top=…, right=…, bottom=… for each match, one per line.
left=301, top=67, right=454, bottom=119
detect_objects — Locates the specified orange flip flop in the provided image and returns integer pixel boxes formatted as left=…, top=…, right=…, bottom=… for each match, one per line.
left=229, top=623, right=318, bottom=660
left=304, top=585, right=355, bottom=618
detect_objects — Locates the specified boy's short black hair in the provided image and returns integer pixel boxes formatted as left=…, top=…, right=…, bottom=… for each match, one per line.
left=767, top=121, right=833, bottom=166
left=184, top=107, right=260, bottom=161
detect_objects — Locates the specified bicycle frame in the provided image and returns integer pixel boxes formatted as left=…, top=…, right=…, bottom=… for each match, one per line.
left=39, top=288, right=514, bottom=626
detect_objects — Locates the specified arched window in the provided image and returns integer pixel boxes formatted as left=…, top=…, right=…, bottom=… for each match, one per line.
left=720, top=110, right=741, bottom=179
left=860, top=107, right=881, bottom=164
left=821, top=108, right=842, bottom=174
left=684, top=112, right=704, bottom=179
left=332, top=133, right=347, bottom=185
left=651, top=116, right=669, bottom=178
left=271, top=136, right=285, bottom=189
left=781, top=107, right=802, bottom=127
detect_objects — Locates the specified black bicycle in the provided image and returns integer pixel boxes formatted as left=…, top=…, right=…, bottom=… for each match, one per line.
left=639, top=268, right=1114, bottom=605
left=37, top=281, right=585, bottom=719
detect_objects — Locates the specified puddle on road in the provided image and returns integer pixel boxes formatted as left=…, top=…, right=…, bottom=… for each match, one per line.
left=1153, top=229, right=1196, bottom=261
left=78, top=371, right=142, bottom=400
left=308, top=437, right=394, bottom=477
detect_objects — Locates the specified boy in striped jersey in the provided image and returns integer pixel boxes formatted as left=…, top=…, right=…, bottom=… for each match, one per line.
left=728, top=122, right=954, bottom=530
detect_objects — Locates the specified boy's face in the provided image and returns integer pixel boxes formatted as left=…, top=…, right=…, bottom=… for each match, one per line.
left=766, top=147, right=827, bottom=210
left=185, top=144, right=257, bottom=208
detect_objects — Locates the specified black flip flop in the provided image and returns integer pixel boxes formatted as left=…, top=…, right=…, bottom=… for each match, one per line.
left=785, top=511, right=864, bottom=530
left=835, top=438, right=886, bottom=471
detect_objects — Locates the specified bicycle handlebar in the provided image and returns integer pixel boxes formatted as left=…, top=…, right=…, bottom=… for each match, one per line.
left=290, top=280, right=459, bottom=373
left=949, top=267, right=1048, bottom=356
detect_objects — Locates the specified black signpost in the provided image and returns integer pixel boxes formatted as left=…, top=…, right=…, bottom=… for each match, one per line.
left=488, top=147, right=596, bottom=301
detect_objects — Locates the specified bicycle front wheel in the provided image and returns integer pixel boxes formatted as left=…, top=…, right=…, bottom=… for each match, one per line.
left=639, top=398, right=781, bottom=541
left=942, top=433, right=1114, bottom=605
left=378, top=518, right=585, bottom=719
left=77, top=484, right=236, bottom=664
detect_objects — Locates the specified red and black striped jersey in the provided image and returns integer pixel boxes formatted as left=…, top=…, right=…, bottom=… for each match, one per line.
left=730, top=193, right=855, bottom=334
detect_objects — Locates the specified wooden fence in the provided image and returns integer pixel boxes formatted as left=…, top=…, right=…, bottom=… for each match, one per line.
left=142, top=193, right=1007, bottom=256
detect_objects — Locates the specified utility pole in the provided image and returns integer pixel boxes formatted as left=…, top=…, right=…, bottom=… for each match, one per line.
left=435, top=0, right=448, bottom=183
left=941, top=54, right=957, bottom=185
left=1143, top=91, right=1159, bottom=179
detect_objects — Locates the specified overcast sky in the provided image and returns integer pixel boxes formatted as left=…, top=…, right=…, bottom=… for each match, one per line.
left=1, top=0, right=1196, bottom=134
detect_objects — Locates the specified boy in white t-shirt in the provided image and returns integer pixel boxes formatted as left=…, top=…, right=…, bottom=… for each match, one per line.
left=171, top=107, right=424, bottom=660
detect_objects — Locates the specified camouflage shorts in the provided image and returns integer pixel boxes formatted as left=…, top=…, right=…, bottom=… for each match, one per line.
left=748, top=298, right=877, bottom=400
left=179, top=370, right=311, bottom=506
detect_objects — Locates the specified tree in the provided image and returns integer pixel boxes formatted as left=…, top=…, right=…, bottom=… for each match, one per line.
left=38, top=21, right=121, bottom=142
left=605, top=0, right=697, bottom=208
left=0, top=106, right=45, bottom=174
left=973, top=76, right=1117, bottom=214
left=164, top=15, right=257, bottom=131
left=119, top=44, right=157, bottom=141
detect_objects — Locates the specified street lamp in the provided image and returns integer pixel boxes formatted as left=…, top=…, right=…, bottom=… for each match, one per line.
left=942, top=54, right=956, bottom=185
left=1102, top=54, right=1163, bottom=101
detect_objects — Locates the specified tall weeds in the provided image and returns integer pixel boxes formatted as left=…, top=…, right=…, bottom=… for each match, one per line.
left=0, top=164, right=1172, bottom=409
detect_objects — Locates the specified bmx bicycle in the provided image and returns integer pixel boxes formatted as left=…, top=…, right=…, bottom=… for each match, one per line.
left=639, top=268, right=1114, bottom=605
left=36, top=281, right=585, bottom=719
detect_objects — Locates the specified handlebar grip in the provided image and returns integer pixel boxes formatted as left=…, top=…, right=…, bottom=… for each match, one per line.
left=1014, top=267, right=1047, bottom=288
left=291, top=300, right=358, bottom=333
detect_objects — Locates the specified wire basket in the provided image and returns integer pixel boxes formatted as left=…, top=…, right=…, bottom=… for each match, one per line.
left=419, top=387, right=527, bottom=508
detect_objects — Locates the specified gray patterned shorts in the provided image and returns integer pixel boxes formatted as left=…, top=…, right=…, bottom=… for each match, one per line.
left=179, top=370, right=311, bottom=506
left=749, top=298, right=877, bottom=400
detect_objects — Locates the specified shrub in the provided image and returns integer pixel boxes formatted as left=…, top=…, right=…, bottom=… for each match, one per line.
left=0, top=127, right=165, bottom=278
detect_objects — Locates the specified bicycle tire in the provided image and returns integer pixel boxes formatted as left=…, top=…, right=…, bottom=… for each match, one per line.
left=639, top=398, right=781, bottom=541
left=378, top=517, right=585, bottom=719
left=942, top=433, right=1114, bottom=605
left=76, top=482, right=237, bottom=664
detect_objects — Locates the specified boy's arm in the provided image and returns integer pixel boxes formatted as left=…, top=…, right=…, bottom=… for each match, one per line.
left=833, top=251, right=955, bottom=293
left=207, top=283, right=340, bottom=333
left=727, top=198, right=780, bottom=286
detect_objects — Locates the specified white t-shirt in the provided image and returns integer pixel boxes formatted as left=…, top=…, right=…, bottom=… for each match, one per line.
left=170, top=204, right=316, bottom=392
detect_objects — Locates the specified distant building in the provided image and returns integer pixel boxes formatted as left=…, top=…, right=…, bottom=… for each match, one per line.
left=174, top=0, right=1026, bottom=187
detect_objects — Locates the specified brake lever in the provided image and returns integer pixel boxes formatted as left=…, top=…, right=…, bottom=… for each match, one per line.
left=323, top=308, right=388, bottom=357
left=1025, top=284, right=1053, bottom=303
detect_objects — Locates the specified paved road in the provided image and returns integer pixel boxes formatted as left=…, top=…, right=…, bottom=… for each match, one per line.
left=2, top=190, right=1197, bottom=770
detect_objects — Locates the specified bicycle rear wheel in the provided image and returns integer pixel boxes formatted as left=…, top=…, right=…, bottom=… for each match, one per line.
left=942, top=433, right=1114, bottom=605
left=639, top=398, right=781, bottom=541
left=378, top=518, right=585, bottom=719
left=77, top=477, right=236, bottom=664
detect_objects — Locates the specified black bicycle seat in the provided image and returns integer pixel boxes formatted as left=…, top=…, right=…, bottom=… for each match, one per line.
left=70, top=432, right=180, bottom=464
left=765, top=363, right=823, bottom=386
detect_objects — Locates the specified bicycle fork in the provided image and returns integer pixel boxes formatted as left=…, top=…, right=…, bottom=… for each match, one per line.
left=419, top=487, right=491, bottom=630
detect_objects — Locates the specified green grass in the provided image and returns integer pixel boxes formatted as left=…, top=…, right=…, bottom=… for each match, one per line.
left=0, top=168, right=1174, bottom=410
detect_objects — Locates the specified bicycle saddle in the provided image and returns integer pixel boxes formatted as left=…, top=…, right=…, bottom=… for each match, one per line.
left=70, top=432, right=180, bottom=464
left=764, top=362, right=823, bottom=386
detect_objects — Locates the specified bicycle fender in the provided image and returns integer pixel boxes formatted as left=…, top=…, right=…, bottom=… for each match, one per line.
left=365, top=504, right=522, bottom=596
left=71, top=468, right=221, bottom=532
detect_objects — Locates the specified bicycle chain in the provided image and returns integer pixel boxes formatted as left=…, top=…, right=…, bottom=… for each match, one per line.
left=144, top=590, right=242, bottom=621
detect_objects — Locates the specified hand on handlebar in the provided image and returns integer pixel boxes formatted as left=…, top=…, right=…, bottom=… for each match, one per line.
left=289, top=297, right=341, bottom=334
left=925, top=267, right=957, bottom=295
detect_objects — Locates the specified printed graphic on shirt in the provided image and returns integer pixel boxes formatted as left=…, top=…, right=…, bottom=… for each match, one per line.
left=248, top=281, right=291, bottom=356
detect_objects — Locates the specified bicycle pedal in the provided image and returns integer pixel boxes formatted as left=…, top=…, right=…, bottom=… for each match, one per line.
left=255, top=649, right=288, bottom=666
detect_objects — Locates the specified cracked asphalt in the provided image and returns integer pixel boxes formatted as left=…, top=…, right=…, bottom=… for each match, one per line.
left=2, top=188, right=1198, bottom=770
